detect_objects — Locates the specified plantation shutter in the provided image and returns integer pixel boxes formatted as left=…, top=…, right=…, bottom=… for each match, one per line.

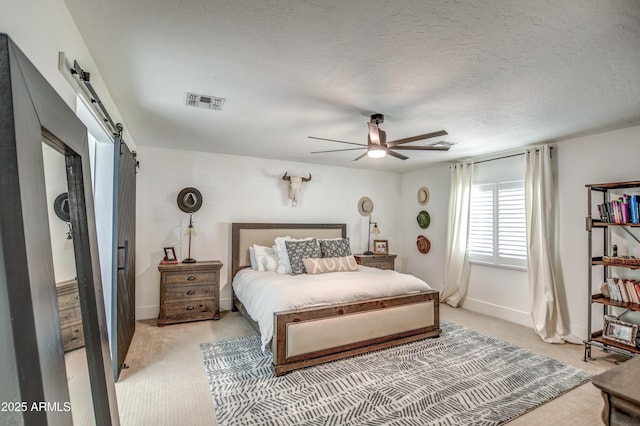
left=497, top=181, right=527, bottom=268
left=469, top=183, right=494, bottom=263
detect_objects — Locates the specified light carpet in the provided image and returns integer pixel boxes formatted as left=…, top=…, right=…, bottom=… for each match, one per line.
left=200, top=321, right=592, bottom=425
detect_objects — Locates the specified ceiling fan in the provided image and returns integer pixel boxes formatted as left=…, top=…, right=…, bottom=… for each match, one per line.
left=309, top=114, right=450, bottom=161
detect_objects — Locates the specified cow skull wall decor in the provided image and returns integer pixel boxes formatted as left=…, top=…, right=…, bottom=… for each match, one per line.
left=282, top=172, right=311, bottom=206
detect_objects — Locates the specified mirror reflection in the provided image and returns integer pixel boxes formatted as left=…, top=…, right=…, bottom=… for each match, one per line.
left=42, top=142, right=96, bottom=425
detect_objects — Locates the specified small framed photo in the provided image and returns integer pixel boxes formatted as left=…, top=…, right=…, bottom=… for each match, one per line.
left=603, top=316, right=638, bottom=347
left=163, top=247, right=177, bottom=262
left=373, top=240, right=389, bottom=255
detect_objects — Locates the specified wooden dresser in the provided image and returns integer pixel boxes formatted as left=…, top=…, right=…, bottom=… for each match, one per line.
left=354, top=254, right=397, bottom=270
left=157, top=260, right=222, bottom=326
left=56, top=279, right=84, bottom=352
left=592, top=355, right=640, bottom=425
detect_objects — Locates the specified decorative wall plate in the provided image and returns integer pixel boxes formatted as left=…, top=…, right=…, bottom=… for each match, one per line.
left=417, top=235, right=431, bottom=254
left=417, top=187, right=430, bottom=205
left=417, top=210, right=430, bottom=229
left=54, top=192, right=70, bottom=222
left=177, top=187, right=203, bottom=213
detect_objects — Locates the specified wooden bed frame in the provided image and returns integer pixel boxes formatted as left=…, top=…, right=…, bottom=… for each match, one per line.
left=231, top=222, right=441, bottom=376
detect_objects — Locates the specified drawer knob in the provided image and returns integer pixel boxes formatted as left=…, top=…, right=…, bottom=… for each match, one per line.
left=186, top=290, right=195, bottom=295
left=186, top=306, right=195, bottom=311
left=187, top=276, right=196, bottom=281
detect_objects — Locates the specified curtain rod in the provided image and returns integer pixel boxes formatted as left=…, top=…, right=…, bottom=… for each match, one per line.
left=457, top=146, right=554, bottom=166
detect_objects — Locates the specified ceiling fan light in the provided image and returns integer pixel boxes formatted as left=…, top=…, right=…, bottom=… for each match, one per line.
left=367, top=147, right=387, bottom=158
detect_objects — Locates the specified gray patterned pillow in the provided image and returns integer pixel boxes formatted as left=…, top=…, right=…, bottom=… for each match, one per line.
left=285, top=238, right=321, bottom=275
left=319, top=238, right=352, bottom=258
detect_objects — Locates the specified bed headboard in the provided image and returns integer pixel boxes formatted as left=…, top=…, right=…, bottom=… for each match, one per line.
left=231, top=223, right=347, bottom=279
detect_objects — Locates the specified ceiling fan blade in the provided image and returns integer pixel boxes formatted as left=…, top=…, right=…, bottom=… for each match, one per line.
left=308, top=136, right=367, bottom=147
left=385, top=130, right=448, bottom=147
left=388, top=145, right=450, bottom=151
left=387, top=150, right=409, bottom=160
left=352, top=152, right=368, bottom=162
left=311, top=148, right=366, bottom=154
left=367, top=122, right=381, bottom=146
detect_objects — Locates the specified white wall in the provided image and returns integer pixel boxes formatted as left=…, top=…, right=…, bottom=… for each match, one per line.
left=555, top=125, right=640, bottom=338
left=401, top=124, right=640, bottom=339
left=42, top=144, right=76, bottom=283
left=399, top=163, right=450, bottom=291
left=135, top=146, right=401, bottom=319
left=0, top=0, right=133, bottom=146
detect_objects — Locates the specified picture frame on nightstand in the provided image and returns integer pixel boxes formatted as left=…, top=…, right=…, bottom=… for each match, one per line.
left=373, top=240, right=389, bottom=255
left=163, top=247, right=177, bottom=263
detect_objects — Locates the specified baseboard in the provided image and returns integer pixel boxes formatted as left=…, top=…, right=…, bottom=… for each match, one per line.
left=461, top=297, right=533, bottom=328
left=220, top=297, right=232, bottom=311
left=136, top=305, right=158, bottom=321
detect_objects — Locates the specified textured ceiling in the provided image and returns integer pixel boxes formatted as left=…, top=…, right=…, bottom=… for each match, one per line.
left=63, top=0, right=640, bottom=172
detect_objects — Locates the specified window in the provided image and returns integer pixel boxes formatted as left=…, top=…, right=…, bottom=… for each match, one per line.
left=469, top=180, right=527, bottom=269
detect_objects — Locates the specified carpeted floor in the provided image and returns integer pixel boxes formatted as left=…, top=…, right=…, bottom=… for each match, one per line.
left=201, top=321, right=593, bottom=425
left=106, top=305, right=623, bottom=425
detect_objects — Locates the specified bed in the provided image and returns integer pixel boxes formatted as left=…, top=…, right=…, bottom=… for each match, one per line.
left=231, top=223, right=441, bottom=376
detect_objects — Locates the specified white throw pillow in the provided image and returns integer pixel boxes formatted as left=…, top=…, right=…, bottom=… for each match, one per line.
left=262, top=253, right=278, bottom=272
left=253, top=244, right=275, bottom=272
left=249, top=246, right=258, bottom=270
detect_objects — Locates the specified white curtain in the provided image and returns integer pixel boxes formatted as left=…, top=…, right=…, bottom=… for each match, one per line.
left=440, top=162, right=474, bottom=307
left=525, top=145, right=579, bottom=343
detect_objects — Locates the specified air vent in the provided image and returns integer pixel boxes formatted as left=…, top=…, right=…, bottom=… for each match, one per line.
left=185, top=92, right=226, bottom=111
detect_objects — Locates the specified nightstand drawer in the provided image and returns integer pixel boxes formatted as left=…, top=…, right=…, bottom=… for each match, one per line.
left=165, top=284, right=214, bottom=301
left=163, top=299, right=216, bottom=320
left=61, top=321, right=85, bottom=352
left=164, top=271, right=215, bottom=285
left=362, top=259, right=394, bottom=270
left=354, top=254, right=397, bottom=270
left=59, top=306, right=82, bottom=324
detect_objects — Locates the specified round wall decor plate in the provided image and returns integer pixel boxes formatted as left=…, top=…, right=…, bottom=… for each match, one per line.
left=417, top=235, right=431, bottom=254
left=54, top=192, right=70, bottom=222
left=416, top=210, right=431, bottom=229
left=417, top=187, right=430, bottom=205
left=177, top=187, right=203, bottom=213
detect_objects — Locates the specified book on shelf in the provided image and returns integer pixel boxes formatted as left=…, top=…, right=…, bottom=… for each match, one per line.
left=597, top=193, right=640, bottom=224
left=605, top=278, right=640, bottom=304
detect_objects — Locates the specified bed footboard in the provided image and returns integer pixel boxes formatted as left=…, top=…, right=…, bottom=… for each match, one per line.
left=272, top=290, right=440, bottom=376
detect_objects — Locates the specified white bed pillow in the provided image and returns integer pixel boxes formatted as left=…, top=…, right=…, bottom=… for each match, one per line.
left=303, top=255, right=358, bottom=275
left=273, top=236, right=314, bottom=274
left=262, top=248, right=279, bottom=272
left=249, top=246, right=258, bottom=270
left=252, top=244, right=276, bottom=272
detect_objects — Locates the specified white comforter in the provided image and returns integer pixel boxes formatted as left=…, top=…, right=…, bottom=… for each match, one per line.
left=232, top=266, right=432, bottom=349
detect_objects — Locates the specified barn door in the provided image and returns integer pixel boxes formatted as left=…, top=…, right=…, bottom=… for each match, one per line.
left=112, top=133, right=137, bottom=380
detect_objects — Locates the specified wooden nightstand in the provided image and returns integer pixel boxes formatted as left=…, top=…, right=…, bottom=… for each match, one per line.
left=157, top=260, right=223, bottom=326
left=56, top=278, right=84, bottom=352
left=354, top=254, right=397, bottom=270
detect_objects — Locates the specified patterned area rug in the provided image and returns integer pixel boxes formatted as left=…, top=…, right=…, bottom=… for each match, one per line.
left=200, top=322, right=592, bottom=425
